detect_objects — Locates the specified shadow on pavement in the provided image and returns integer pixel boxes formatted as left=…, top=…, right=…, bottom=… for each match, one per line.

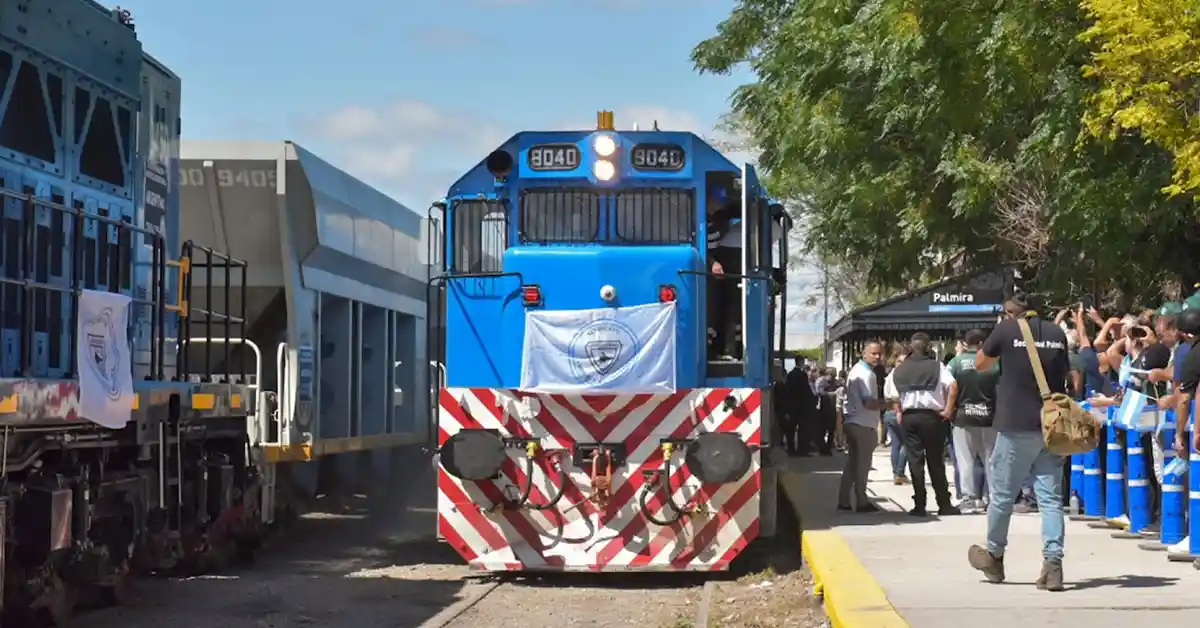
left=785, top=452, right=946, bottom=531
left=82, top=447, right=476, bottom=628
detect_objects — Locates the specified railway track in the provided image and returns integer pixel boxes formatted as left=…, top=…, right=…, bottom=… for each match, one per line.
left=57, top=493, right=818, bottom=628
left=424, top=500, right=814, bottom=628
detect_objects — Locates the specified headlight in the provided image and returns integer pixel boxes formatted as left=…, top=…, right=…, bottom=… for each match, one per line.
left=439, top=429, right=507, bottom=481
left=593, top=134, right=616, bottom=157
left=684, top=432, right=752, bottom=484
left=593, top=159, right=615, bottom=181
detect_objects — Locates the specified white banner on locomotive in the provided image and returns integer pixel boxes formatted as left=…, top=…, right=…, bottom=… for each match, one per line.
left=520, top=302, right=677, bottom=394
left=77, top=289, right=136, bottom=428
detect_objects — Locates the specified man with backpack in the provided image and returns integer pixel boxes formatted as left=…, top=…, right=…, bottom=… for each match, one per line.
left=967, top=294, right=1070, bottom=592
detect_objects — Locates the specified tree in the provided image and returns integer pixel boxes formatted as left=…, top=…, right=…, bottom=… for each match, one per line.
left=691, top=0, right=1199, bottom=306
left=1079, top=0, right=1200, bottom=197
left=714, top=110, right=907, bottom=311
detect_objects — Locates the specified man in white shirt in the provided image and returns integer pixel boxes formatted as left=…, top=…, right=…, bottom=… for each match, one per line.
left=885, top=332, right=961, bottom=516
left=838, top=341, right=888, bottom=512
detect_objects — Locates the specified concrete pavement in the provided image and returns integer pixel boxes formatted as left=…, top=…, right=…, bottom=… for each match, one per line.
left=782, top=447, right=1200, bottom=627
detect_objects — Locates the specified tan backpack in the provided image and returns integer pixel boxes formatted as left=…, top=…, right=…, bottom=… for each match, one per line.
left=1016, top=318, right=1103, bottom=455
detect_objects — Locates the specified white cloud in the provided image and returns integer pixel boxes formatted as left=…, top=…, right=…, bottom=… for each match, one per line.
left=297, top=99, right=508, bottom=207
left=298, top=101, right=717, bottom=208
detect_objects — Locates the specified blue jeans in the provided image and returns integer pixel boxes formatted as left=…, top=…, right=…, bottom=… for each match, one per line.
left=884, top=412, right=907, bottom=477
left=986, top=430, right=1066, bottom=561
left=948, top=434, right=963, bottom=499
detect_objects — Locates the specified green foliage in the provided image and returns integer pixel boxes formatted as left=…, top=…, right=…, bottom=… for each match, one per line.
left=693, top=0, right=1200, bottom=305
left=786, top=346, right=826, bottom=363
left=1079, top=0, right=1200, bottom=197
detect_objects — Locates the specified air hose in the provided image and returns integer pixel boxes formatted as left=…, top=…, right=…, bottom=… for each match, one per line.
left=639, top=443, right=690, bottom=526
left=504, top=443, right=568, bottom=511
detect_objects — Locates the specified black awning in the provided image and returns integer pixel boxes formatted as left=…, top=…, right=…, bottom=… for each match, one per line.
left=828, top=269, right=1012, bottom=343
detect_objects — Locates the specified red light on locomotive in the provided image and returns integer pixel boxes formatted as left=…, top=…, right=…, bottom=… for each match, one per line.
left=522, top=285, right=543, bottom=306
left=658, top=285, right=677, bottom=303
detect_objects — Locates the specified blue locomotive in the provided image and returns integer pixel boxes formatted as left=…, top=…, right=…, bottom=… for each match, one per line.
left=428, top=111, right=792, bottom=571
left=0, top=3, right=259, bottom=621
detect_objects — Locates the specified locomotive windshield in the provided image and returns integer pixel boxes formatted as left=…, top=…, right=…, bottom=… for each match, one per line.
left=517, top=187, right=694, bottom=245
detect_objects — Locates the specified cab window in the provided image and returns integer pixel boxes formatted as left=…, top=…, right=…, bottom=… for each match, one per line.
left=612, top=188, right=694, bottom=244
left=518, top=188, right=601, bottom=243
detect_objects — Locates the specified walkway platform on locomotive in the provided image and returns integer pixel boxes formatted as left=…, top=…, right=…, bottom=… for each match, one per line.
left=781, top=449, right=1200, bottom=628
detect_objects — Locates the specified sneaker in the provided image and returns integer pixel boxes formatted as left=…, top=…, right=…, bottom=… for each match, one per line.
left=956, top=499, right=979, bottom=514
left=893, top=476, right=908, bottom=485
left=836, top=504, right=853, bottom=512
left=938, top=505, right=962, bottom=516
left=967, top=545, right=1005, bottom=583
left=856, top=502, right=882, bottom=513
left=1014, top=501, right=1037, bottom=514
left=1035, top=559, right=1064, bottom=591
left=975, top=498, right=988, bottom=513
left=908, top=507, right=929, bottom=517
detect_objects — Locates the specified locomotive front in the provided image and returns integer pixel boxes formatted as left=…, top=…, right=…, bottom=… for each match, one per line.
left=429, top=112, right=784, bottom=572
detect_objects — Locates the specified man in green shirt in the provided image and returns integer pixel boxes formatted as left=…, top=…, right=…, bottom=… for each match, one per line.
left=947, top=329, right=1000, bottom=514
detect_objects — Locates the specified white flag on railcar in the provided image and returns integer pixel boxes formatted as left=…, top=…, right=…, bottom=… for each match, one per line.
left=520, top=302, right=676, bottom=394
left=77, top=289, right=135, bottom=428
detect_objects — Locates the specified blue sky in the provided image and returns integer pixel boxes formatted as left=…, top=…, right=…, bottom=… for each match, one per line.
left=118, top=0, right=830, bottom=342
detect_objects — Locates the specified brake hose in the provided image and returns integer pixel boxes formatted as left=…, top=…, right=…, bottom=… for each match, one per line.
left=640, top=447, right=689, bottom=526
left=505, top=448, right=568, bottom=511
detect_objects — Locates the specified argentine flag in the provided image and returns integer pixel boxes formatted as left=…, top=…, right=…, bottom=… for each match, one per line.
left=1114, top=388, right=1160, bottom=433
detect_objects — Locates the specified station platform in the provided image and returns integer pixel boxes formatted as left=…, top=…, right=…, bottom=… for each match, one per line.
left=781, top=448, right=1200, bottom=627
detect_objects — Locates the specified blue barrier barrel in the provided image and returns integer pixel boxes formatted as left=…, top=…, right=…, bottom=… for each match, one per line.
left=1071, top=388, right=1105, bottom=521
left=1070, top=453, right=1084, bottom=503
left=1160, top=410, right=1187, bottom=547
left=1091, top=407, right=1127, bottom=529
left=1168, top=403, right=1198, bottom=561
left=1082, top=442, right=1105, bottom=518
left=1190, top=405, right=1200, bottom=555
left=1143, top=409, right=1181, bottom=550
left=1117, top=417, right=1151, bottom=537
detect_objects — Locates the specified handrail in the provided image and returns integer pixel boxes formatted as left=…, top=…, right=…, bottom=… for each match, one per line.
left=181, top=337, right=261, bottom=393
left=275, top=341, right=292, bottom=446
left=424, top=271, right=524, bottom=449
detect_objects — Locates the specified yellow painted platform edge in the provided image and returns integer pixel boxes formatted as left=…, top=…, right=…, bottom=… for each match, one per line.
left=802, top=530, right=909, bottom=628
left=780, top=468, right=908, bottom=628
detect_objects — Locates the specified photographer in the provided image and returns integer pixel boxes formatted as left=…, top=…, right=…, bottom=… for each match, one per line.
left=1094, top=310, right=1171, bottom=531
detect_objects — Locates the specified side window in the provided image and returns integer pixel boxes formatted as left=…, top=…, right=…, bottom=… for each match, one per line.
left=451, top=200, right=507, bottom=273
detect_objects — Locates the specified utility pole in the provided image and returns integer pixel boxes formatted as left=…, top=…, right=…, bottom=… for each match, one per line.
left=821, top=260, right=829, bottom=365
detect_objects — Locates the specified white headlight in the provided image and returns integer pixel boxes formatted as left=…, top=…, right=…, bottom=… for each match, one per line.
left=593, top=159, right=615, bottom=181
left=593, top=134, right=616, bottom=157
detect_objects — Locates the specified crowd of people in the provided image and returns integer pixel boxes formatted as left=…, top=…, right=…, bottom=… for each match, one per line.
left=778, top=289, right=1200, bottom=591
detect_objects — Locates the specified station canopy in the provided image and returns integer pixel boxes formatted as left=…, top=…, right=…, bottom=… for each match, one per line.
left=827, top=269, right=1011, bottom=344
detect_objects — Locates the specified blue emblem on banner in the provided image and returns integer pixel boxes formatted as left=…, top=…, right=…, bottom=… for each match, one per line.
left=568, top=320, right=639, bottom=385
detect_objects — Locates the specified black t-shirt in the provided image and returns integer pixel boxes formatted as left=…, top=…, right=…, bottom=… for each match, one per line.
left=1177, top=338, right=1200, bottom=396
left=1126, top=343, right=1172, bottom=397
left=981, top=317, right=1070, bottom=432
